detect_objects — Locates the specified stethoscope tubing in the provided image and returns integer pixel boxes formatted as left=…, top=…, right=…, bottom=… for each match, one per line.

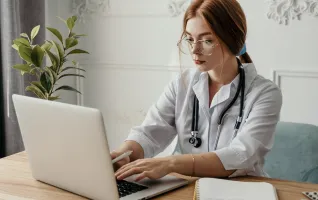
left=191, top=58, right=245, bottom=150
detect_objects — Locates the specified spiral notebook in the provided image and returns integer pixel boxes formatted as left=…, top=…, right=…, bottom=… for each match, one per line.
left=193, top=178, right=278, bottom=200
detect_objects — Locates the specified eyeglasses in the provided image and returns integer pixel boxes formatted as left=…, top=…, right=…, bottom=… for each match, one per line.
left=177, top=37, right=219, bottom=56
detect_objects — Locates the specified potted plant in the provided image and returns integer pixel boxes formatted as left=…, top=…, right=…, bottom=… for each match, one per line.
left=11, top=15, right=89, bottom=101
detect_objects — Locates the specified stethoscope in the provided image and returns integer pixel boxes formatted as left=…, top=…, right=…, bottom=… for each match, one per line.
left=189, top=58, right=246, bottom=150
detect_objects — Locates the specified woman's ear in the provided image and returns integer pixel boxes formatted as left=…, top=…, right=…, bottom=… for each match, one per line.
left=217, top=39, right=233, bottom=63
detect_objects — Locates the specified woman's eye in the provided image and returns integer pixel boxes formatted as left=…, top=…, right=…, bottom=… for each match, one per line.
left=185, top=38, right=194, bottom=42
left=204, top=40, right=213, bottom=45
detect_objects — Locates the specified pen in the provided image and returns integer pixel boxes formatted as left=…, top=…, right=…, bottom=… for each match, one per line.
left=112, top=150, right=133, bottom=164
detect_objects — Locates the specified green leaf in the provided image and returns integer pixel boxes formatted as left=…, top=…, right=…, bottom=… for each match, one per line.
left=51, top=41, right=64, bottom=62
left=29, top=67, right=38, bottom=75
left=74, top=34, right=88, bottom=39
left=47, top=67, right=58, bottom=82
left=72, top=15, right=78, bottom=23
left=31, top=45, right=45, bottom=67
left=31, top=81, right=47, bottom=94
left=74, top=34, right=87, bottom=39
left=72, top=60, right=78, bottom=65
left=57, top=16, right=66, bottom=24
left=48, top=96, right=60, bottom=101
left=20, top=33, right=29, bottom=38
left=45, top=67, right=55, bottom=85
left=20, top=33, right=30, bottom=41
left=31, top=25, right=40, bottom=40
left=69, top=32, right=76, bottom=37
left=61, top=66, right=86, bottom=73
left=54, top=85, right=81, bottom=94
left=40, top=72, right=53, bottom=93
left=18, top=45, right=32, bottom=63
left=26, top=85, right=46, bottom=99
left=12, top=44, right=19, bottom=50
left=67, top=17, right=75, bottom=30
left=41, top=41, right=53, bottom=51
left=46, top=27, right=63, bottom=44
left=12, top=64, right=32, bottom=73
left=65, top=37, right=78, bottom=50
left=44, top=49, right=60, bottom=71
left=58, top=73, right=85, bottom=80
left=13, top=38, right=30, bottom=47
left=66, top=49, right=89, bottom=56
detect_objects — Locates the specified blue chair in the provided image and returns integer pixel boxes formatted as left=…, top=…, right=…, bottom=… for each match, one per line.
left=264, top=121, right=318, bottom=183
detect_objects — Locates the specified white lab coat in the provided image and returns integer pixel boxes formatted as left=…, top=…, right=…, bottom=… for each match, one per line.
left=126, top=63, right=283, bottom=177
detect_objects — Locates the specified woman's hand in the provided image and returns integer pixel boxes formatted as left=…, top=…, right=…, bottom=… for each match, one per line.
left=111, top=150, right=130, bottom=172
left=114, top=157, right=173, bottom=182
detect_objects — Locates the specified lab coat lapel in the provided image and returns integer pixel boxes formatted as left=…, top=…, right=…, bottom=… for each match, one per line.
left=209, top=84, right=231, bottom=109
left=192, top=72, right=210, bottom=120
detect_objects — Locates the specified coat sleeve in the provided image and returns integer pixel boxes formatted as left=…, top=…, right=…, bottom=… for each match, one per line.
left=214, top=84, right=283, bottom=175
left=125, top=77, right=180, bottom=158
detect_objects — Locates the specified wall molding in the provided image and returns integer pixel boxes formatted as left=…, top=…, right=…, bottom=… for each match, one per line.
left=272, top=69, right=318, bottom=87
left=72, top=0, right=110, bottom=22
left=71, top=0, right=318, bottom=22
left=266, top=0, right=318, bottom=25
left=72, top=0, right=181, bottom=20
left=168, top=0, right=191, bottom=17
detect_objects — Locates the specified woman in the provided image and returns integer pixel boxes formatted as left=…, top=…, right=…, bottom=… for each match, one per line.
left=112, top=0, right=282, bottom=182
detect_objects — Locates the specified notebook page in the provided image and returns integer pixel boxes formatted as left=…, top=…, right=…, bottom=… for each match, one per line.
left=198, top=178, right=278, bottom=200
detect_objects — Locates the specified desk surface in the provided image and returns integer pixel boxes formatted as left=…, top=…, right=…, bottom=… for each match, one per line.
left=0, top=152, right=317, bottom=200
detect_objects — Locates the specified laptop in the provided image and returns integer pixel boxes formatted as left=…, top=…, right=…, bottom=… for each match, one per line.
left=12, top=94, right=189, bottom=200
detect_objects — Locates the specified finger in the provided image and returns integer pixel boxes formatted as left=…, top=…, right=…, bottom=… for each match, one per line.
left=115, top=158, right=146, bottom=177
left=110, top=151, right=118, bottom=159
left=115, top=159, right=139, bottom=176
left=117, top=160, right=135, bottom=171
left=115, top=163, right=133, bottom=176
left=117, top=167, right=143, bottom=180
left=135, top=171, right=149, bottom=182
left=116, top=160, right=127, bottom=168
left=115, top=162, right=135, bottom=177
left=113, top=160, right=127, bottom=172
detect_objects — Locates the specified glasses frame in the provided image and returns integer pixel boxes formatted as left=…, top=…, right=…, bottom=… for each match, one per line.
left=177, top=37, right=219, bottom=56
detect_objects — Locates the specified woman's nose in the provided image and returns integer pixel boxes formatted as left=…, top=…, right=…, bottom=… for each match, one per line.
left=191, top=42, right=203, bottom=55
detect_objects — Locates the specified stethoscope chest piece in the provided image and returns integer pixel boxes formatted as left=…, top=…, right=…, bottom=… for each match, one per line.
left=189, top=131, right=202, bottom=148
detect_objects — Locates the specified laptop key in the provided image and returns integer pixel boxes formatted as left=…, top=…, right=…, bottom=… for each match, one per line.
left=117, top=180, right=148, bottom=198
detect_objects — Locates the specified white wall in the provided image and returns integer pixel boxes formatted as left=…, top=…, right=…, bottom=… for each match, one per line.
left=239, top=0, right=318, bottom=126
left=46, top=0, right=318, bottom=154
left=78, top=0, right=184, bottom=154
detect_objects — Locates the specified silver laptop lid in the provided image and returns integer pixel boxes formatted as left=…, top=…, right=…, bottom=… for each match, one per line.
left=12, top=94, right=119, bottom=200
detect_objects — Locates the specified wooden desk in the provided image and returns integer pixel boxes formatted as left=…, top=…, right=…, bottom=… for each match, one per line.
left=0, top=152, right=317, bottom=200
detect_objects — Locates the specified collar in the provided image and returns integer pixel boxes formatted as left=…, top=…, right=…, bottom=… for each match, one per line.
left=192, top=72, right=209, bottom=110
left=192, top=63, right=258, bottom=109
left=231, top=63, right=258, bottom=93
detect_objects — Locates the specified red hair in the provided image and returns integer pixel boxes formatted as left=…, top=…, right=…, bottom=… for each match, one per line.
left=180, top=0, right=252, bottom=63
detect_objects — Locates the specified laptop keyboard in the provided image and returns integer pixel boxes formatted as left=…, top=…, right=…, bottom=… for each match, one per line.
left=117, top=180, right=148, bottom=198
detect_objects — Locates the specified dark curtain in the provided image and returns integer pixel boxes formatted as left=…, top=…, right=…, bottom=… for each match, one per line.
left=0, top=0, right=45, bottom=158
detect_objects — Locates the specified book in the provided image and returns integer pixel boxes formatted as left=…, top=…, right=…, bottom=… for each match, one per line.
left=193, top=178, right=278, bottom=200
